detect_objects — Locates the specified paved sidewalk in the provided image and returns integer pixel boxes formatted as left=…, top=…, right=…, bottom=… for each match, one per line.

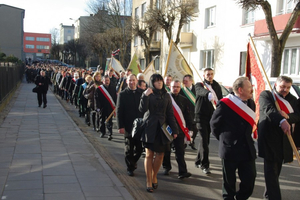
left=0, top=81, right=133, bottom=200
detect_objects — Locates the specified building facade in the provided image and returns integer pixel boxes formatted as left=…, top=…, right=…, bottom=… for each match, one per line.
left=23, top=32, right=51, bottom=60
left=132, top=0, right=300, bottom=86
left=59, top=24, right=75, bottom=44
left=0, top=4, right=25, bottom=60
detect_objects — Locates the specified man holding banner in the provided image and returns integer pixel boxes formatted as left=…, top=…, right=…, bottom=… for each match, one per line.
left=210, top=77, right=256, bottom=200
left=162, top=80, right=193, bottom=179
left=95, top=75, right=117, bottom=140
left=194, top=68, right=223, bottom=174
left=258, top=75, right=300, bottom=200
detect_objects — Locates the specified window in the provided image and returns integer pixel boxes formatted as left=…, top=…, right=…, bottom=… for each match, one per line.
left=205, top=6, right=216, bottom=28
left=135, top=7, right=140, bottom=19
left=154, top=31, right=161, bottom=41
left=281, top=48, right=300, bottom=75
left=182, top=18, right=191, bottom=32
left=156, top=0, right=160, bottom=9
left=141, top=37, right=144, bottom=45
left=243, top=9, right=255, bottom=25
left=134, top=36, right=138, bottom=46
left=67, top=30, right=71, bottom=33
left=141, top=3, right=146, bottom=18
left=140, top=58, right=145, bottom=70
left=200, top=50, right=214, bottom=69
left=36, top=45, right=49, bottom=49
left=239, top=52, right=247, bottom=75
left=277, top=0, right=294, bottom=15
left=154, top=56, right=160, bottom=71
left=25, top=44, right=34, bottom=49
left=67, top=36, right=71, bottom=41
left=36, top=37, right=50, bottom=42
left=25, top=37, right=34, bottom=41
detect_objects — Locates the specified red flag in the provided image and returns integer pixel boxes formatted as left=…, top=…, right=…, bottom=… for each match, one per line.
left=245, top=36, right=271, bottom=139
left=111, top=49, right=120, bottom=56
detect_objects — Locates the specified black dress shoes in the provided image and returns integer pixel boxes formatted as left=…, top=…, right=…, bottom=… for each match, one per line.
left=127, top=170, right=134, bottom=176
left=178, top=172, right=192, bottom=179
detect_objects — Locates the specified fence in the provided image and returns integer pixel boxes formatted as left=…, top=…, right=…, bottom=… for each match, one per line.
left=0, top=62, right=24, bottom=105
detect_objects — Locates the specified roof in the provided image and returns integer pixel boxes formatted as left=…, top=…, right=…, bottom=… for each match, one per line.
left=0, top=4, right=25, bottom=11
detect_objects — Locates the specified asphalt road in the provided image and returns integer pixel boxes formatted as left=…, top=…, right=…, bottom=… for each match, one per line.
left=57, top=92, right=300, bottom=200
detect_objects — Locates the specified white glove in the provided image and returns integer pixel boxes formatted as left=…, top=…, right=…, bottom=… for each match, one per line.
left=208, top=92, right=213, bottom=101
left=97, top=109, right=100, bottom=112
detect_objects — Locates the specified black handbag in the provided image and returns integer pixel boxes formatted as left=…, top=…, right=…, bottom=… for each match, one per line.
left=131, top=118, right=145, bottom=140
left=32, top=86, right=39, bottom=93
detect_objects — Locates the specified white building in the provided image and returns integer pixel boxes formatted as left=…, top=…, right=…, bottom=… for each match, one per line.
left=132, top=0, right=300, bottom=86
left=59, top=23, right=75, bottom=44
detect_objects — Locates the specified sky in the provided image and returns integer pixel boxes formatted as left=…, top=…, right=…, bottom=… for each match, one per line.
left=1, top=0, right=90, bottom=33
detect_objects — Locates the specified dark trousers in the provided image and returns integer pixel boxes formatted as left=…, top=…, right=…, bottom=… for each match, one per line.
left=125, top=136, right=143, bottom=171
left=191, top=123, right=197, bottom=144
left=37, top=92, right=47, bottom=106
left=263, top=159, right=283, bottom=200
left=222, top=159, right=256, bottom=200
left=163, top=135, right=187, bottom=175
left=195, top=122, right=210, bottom=169
left=100, top=113, right=113, bottom=135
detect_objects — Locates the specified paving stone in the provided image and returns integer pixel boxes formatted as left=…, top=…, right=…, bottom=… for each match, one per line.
left=4, top=180, right=43, bottom=190
left=44, top=192, right=85, bottom=200
left=7, top=172, right=42, bottom=181
left=44, top=183, right=81, bottom=193
left=1, top=189, right=43, bottom=200
left=43, top=175, right=78, bottom=184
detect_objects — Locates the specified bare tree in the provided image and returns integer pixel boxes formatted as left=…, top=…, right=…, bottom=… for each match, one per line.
left=86, top=0, right=132, bottom=66
left=132, top=12, right=158, bottom=65
left=146, top=0, right=198, bottom=45
left=49, top=28, right=61, bottom=60
left=237, top=0, right=300, bottom=77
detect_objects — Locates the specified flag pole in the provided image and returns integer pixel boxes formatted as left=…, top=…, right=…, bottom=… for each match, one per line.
left=105, top=80, right=124, bottom=123
left=249, top=35, right=300, bottom=166
left=163, top=40, right=174, bottom=78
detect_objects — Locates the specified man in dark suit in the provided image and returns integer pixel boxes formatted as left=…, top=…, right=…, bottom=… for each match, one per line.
left=34, top=70, right=50, bottom=108
left=258, top=75, right=300, bottom=200
left=163, top=80, right=193, bottom=179
left=210, top=77, right=256, bottom=200
left=116, top=74, right=144, bottom=176
left=95, top=75, right=117, bottom=140
left=194, top=68, right=223, bottom=174
left=179, top=74, right=197, bottom=150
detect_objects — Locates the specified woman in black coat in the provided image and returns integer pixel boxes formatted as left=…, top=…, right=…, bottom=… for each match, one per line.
left=139, top=74, right=178, bottom=192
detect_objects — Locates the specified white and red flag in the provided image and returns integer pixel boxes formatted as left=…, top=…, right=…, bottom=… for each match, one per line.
left=111, top=49, right=120, bottom=56
left=245, top=36, right=272, bottom=139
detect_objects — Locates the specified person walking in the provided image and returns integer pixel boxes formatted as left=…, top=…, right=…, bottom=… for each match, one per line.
left=210, top=77, right=256, bottom=200
left=258, top=75, right=300, bottom=200
left=139, top=74, right=178, bottom=193
left=34, top=70, right=50, bottom=108
left=116, top=74, right=144, bottom=176
left=194, top=68, right=223, bottom=174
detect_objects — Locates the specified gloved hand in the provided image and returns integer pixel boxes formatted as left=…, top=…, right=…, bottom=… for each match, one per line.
left=208, top=92, right=213, bottom=101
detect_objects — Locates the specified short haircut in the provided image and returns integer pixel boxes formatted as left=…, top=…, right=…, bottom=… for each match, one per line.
left=103, top=74, right=109, bottom=80
left=183, top=74, right=193, bottom=81
left=171, top=80, right=181, bottom=85
left=233, top=77, right=249, bottom=93
left=204, top=68, right=214, bottom=72
left=166, top=74, right=172, bottom=78
left=276, top=75, right=293, bottom=84
left=127, top=74, right=137, bottom=80
left=126, top=69, right=132, bottom=72
left=138, top=79, right=146, bottom=86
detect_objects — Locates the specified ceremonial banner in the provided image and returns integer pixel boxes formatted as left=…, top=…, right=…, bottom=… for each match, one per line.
left=143, top=56, right=157, bottom=83
left=245, top=36, right=272, bottom=139
left=164, top=40, right=193, bottom=80
left=109, top=57, right=125, bottom=76
left=127, top=52, right=142, bottom=75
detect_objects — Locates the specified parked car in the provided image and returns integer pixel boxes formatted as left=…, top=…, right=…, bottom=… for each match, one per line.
left=269, top=77, right=300, bottom=99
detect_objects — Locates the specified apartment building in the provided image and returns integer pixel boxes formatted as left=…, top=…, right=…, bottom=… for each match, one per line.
left=132, top=0, right=300, bottom=86
left=23, top=32, right=51, bottom=60
left=0, top=4, right=25, bottom=60
left=59, top=24, right=75, bottom=44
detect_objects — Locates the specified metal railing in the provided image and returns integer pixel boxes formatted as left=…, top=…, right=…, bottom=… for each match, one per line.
left=0, top=62, right=24, bottom=105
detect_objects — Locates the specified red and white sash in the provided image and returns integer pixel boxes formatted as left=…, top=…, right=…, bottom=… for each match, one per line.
left=204, top=83, right=218, bottom=106
left=221, top=94, right=256, bottom=129
left=169, top=94, right=191, bottom=141
left=98, top=85, right=116, bottom=110
left=273, top=91, right=294, bottom=114
left=72, top=78, right=76, bottom=82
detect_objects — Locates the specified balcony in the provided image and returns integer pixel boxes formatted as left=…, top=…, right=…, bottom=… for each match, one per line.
left=179, top=32, right=193, bottom=47
left=150, top=41, right=161, bottom=51
left=254, top=13, right=300, bottom=37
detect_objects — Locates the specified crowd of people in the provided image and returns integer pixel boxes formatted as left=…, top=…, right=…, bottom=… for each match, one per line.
left=24, top=63, right=300, bottom=200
